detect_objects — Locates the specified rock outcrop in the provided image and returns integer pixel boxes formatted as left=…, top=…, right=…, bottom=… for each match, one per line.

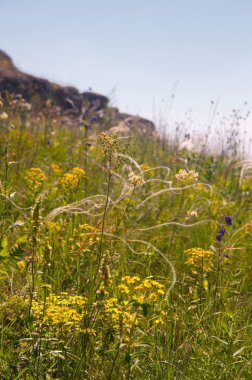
left=0, top=49, right=155, bottom=135
left=109, top=113, right=156, bottom=136
left=0, top=49, right=108, bottom=115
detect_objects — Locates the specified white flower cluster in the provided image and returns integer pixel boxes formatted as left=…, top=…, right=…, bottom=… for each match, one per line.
left=0, top=112, right=8, bottom=120
left=128, top=171, right=145, bottom=186
left=175, top=169, right=199, bottom=184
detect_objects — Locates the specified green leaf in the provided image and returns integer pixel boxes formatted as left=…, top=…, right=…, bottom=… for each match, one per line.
left=0, top=237, right=9, bottom=258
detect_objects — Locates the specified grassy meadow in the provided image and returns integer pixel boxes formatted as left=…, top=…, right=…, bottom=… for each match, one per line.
left=0, top=97, right=251, bottom=379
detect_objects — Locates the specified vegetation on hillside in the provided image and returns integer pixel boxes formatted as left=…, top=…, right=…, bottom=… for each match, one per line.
left=0, top=96, right=251, bottom=379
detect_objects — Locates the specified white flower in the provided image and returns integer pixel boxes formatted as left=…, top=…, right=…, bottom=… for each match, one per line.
left=128, top=171, right=145, bottom=186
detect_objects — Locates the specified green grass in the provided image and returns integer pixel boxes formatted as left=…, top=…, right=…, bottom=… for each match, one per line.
left=0, top=99, right=251, bottom=379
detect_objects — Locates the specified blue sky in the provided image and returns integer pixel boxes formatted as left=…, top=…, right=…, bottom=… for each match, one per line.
left=1, top=0, right=252, bottom=137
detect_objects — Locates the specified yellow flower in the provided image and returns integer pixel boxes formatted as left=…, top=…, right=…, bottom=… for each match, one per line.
left=59, top=167, right=85, bottom=190
left=185, top=247, right=214, bottom=273
left=70, top=167, right=85, bottom=179
left=25, top=168, right=47, bottom=191
left=118, top=283, right=130, bottom=294
left=68, top=223, right=99, bottom=254
left=32, top=293, right=87, bottom=336
left=51, top=163, right=62, bottom=176
left=121, top=275, right=140, bottom=284
left=17, top=260, right=26, bottom=271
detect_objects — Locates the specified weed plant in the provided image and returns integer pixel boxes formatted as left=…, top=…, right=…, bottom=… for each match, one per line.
left=0, top=97, right=251, bottom=379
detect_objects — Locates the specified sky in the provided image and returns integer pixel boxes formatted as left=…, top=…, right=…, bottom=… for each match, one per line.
left=1, top=0, right=252, bottom=152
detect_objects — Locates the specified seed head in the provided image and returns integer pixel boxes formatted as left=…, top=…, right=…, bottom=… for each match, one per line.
left=0, top=112, right=8, bottom=120
left=128, top=171, right=145, bottom=186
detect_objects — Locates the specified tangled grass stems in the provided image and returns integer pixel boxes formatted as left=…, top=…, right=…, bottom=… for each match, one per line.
left=136, top=182, right=213, bottom=209
left=116, top=153, right=144, bottom=174
left=45, top=195, right=113, bottom=221
left=45, top=171, right=134, bottom=223
left=0, top=193, right=32, bottom=211
left=142, top=165, right=171, bottom=178
left=103, top=232, right=177, bottom=300
left=139, top=219, right=212, bottom=231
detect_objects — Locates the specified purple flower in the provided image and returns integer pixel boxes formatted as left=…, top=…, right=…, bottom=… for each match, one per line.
left=90, top=114, right=99, bottom=124
left=216, top=225, right=226, bottom=241
left=225, top=215, right=232, bottom=226
left=219, top=225, right=226, bottom=236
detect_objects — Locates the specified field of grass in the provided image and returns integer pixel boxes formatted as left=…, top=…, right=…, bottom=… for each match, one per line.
left=0, top=97, right=251, bottom=379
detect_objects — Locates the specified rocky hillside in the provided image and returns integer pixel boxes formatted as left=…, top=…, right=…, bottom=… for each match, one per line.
left=0, top=50, right=155, bottom=135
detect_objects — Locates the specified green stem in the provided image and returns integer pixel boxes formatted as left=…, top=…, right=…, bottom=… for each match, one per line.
left=214, top=241, right=222, bottom=299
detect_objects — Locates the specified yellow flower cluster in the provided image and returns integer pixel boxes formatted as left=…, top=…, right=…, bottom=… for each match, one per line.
left=25, top=167, right=47, bottom=191
left=133, top=278, right=165, bottom=301
left=101, top=297, right=132, bottom=328
left=185, top=247, right=214, bottom=273
left=59, top=167, right=85, bottom=190
left=175, top=169, right=199, bottom=184
left=121, top=275, right=140, bottom=284
left=32, top=293, right=87, bottom=336
left=68, top=223, right=99, bottom=253
left=119, top=276, right=165, bottom=300
left=47, top=220, right=64, bottom=233
left=51, top=163, right=62, bottom=176
left=31, top=276, right=166, bottom=345
left=96, top=276, right=166, bottom=335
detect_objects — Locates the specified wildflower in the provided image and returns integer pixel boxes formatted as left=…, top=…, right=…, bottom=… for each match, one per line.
left=121, top=275, right=140, bottom=284
left=224, top=215, right=232, bottom=226
left=25, top=167, right=47, bottom=191
left=185, top=247, right=214, bottom=273
left=68, top=223, right=99, bottom=253
left=90, top=114, right=99, bottom=124
left=216, top=225, right=226, bottom=241
left=98, top=131, right=130, bottom=168
left=128, top=171, right=145, bottom=186
left=51, top=163, right=62, bottom=176
left=59, top=167, right=85, bottom=190
left=118, top=283, right=130, bottom=294
left=186, top=210, right=198, bottom=219
left=59, top=172, right=77, bottom=188
left=45, top=138, right=51, bottom=145
left=32, top=293, right=87, bottom=336
left=17, top=260, right=26, bottom=270
left=175, top=169, right=198, bottom=184
left=219, top=225, right=226, bottom=236
left=0, top=111, right=8, bottom=120
left=70, top=167, right=85, bottom=179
